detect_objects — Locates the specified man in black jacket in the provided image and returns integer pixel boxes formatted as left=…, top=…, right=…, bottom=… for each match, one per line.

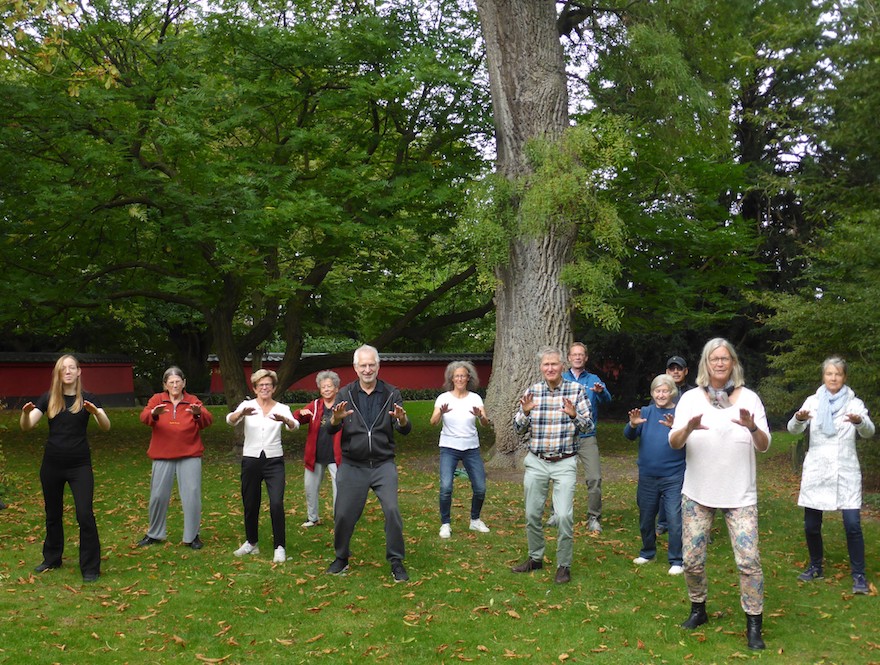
left=325, top=345, right=412, bottom=582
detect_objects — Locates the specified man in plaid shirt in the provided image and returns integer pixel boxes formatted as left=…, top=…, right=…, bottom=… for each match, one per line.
left=511, top=347, right=593, bottom=584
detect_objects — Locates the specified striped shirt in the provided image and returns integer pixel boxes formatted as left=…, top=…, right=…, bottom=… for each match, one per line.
left=513, top=379, right=593, bottom=455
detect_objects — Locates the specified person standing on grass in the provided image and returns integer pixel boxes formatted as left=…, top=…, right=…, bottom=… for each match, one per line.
left=293, top=370, right=343, bottom=528
left=511, top=347, right=592, bottom=585
left=555, top=341, right=610, bottom=533
left=19, top=354, right=111, bottom=583
left=657, top=355, right=693, bottom=536
left=136, top=366, right=213, bottom=551
left=325, top=345, right=412, bottom=583
left=227, top=369, right=298, bottom=565
left=624, top=374, right=684, bottom=575
left=669, top=338, right=770, bottom=651
left=788, top=356, right=875, bottom=595
left=430, top=360, right=491, bottom=540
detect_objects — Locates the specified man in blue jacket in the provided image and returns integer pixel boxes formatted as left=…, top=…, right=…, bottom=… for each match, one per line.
left=325, top=345, right=412, bottom=582
left=562, top=342, right=611, bottom=532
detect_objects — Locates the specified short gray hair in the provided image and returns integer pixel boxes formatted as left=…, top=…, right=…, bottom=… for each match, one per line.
left=353, top=344, right=380, bottom=366
left=316, top=370, right=341, bottom=388
left=163, top=366, right=186, bottom=384
left=650, top=374, right=678, bottom=399
left=822, top=356, right=847, bottom=376
left=537, top=347, right=564, bottom=366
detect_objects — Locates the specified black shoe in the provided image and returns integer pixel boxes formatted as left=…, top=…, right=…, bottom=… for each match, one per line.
left=83, top=572, right=100, bottom=583
left=390, top=560, right=409, bottom=583
left=555, top=566, right=571, bottom=584
left=511, top=558, right=543, bottom=573
left=34, top=561, right=61, bottom=573
left=137, top=535, right=162, bottom=547
left=186, top=535, right=203, bottom=550
left=681, top=601, right=708, bottom=629
left=0, top=500, right=7, bottom=510
left=746, top=613, right=765, bottom=650
left=326, top=558, right=349, bottom=575
left=797, top=563, right=823, bottom=581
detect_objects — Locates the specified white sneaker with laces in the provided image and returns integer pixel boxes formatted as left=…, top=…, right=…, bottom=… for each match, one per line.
left=668, top=565, right=684, bottom=575
left=439, top=523, right=451, bottom=539
left=301, top=520, right=319, bottom=528
left=633, top=556, right=652, bottom=565
left=273, top=546, right=286, bottom=563
left=469, top=519, right=490, bottom=533
left=234, top=541, right=259, bottom=557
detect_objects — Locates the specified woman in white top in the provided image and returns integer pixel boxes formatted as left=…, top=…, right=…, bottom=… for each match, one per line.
left=788, top=356, right=874, bottom=594
left=669, top=338, right=770, bottom=651
left=226, top=369, right=298, bottom=564
left=430, top=361, right=490, bottom=539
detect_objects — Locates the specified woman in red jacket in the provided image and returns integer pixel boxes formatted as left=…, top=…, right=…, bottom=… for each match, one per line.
left=137, top=367, right=213, bottom=550
left=294, top=371, right=343, bottom=527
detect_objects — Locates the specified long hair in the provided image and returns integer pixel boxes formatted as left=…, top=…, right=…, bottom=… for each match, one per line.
left=48, top=354, right=83, bottom=418
left=695, top=338, right=745, bottom=388
left=443, top=361, right=480, bottom=392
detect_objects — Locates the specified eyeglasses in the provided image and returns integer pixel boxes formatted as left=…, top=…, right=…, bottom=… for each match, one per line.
left=709, top=356, right=731, bottom=365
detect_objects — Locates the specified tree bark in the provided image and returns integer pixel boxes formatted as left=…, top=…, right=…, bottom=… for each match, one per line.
left=475, top=0, right=575, bottom=468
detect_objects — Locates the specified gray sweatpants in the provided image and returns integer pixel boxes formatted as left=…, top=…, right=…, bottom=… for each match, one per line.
left=146, top=457, right=202, bottom=543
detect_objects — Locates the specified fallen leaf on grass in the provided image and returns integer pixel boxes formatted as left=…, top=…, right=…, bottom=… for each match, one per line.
left=304, top=634, right=324, bottom=644
left=507, top=610, right=520, bottom=619
left=171, top=635, right=186, bottom=646
left=477, top=645, right=488, bottom=652
left=275, top=639, right=295, bottom=646
left=195, top=654, right=230, bottom=663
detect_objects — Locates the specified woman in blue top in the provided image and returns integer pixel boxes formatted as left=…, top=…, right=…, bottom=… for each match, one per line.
left=624, top=374, right=685, bottom=575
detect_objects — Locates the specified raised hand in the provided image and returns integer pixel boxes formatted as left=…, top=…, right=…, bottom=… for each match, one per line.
left=627, top=408, right=646, bottom=427
left=520, top=392, right=536, bottom=415
left=794, top=409, right=811, bottom=422
left=331, top=401, right=353, bottom=425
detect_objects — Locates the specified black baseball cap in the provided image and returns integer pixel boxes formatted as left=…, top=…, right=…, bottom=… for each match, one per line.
left=666, top=356, right=687, bottom=368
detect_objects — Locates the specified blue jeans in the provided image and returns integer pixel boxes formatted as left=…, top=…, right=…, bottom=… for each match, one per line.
left=636, top=472, right=684, bottom=565
left=439, top=447, right=487, bottom=524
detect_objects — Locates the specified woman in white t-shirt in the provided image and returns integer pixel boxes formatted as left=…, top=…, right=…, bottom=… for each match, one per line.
left=669, top=338, right=771, bottom=651
left=430, top=361, right=491, bottom=539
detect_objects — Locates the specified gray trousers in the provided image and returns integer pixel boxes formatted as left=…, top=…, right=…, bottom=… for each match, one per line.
left=304, top=462, right=338, bottom=523
left=577, top=436, right=602, bottom=520
left=523, top=453, right=578, bottom=567
left=333, top=461, right=404, bottom=563
left=146, top=457, right=202, bottom=543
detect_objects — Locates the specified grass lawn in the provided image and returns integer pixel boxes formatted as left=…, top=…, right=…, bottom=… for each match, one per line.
left=0, top=402, right=878, bottom=664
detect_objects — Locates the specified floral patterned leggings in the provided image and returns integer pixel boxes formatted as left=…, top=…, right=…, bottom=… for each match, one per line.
left=681, top=496, right=764, bottom=615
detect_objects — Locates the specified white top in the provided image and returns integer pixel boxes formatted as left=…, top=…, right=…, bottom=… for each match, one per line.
left=226, top=399, right=297, bottom=459
left=788, top=388, right=875, bottom=510
left=670, top=386, right=771, bottom=508
left=434, top=391, right=483, bottom=451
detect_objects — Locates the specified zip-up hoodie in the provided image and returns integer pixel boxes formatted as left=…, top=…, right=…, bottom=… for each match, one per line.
left=327, top=379, right=411, bottom=466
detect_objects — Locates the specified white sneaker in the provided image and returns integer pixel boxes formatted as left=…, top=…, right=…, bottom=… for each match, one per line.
left=469, top=519, right=490, bottom=533
left=234, top=541, right=259, bottom=557
left=587, top=517, right=603, bottom=533
left=633, top=556, right=652, bottom=565
left=273, top=546, right=286, bottom=563
left=301, top=520, right=319, bottom=528
left=668, top=565, right=684, bottom=575
left=439, top=523, right=452, bottom=539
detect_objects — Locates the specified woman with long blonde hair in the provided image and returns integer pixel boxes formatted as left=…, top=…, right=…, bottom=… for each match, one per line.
left=20, top=354, right=111, bottom=583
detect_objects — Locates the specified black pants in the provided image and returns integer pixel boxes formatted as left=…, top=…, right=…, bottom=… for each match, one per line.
left=39, top=459, right=101, bottom=576
left=241, top=453, right=286, bottom=549
left=333, top=461, right=404, bottom=563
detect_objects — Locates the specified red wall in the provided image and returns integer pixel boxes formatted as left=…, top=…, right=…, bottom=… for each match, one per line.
left=0, top=355, right=135, bottom=407
left=209, top=358, right=493, bottom=395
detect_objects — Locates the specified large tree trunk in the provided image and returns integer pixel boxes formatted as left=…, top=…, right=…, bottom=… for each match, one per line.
left=475, top=0, right=574, bottom=468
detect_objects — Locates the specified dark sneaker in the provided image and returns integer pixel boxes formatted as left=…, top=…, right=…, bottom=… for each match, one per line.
left=137, top=535, right=162, bottom=547
left=83, top=572, right=100, bottom=583
left=390, top=560, right=409, bottom=583
left=797, top=563, right=823, bottom=581
left=34, top=561, right=61, bottom=573
left=186, top=535, right=203, bottom=550
left=852, top=573, right=869, bottom=595
left=555, top=566, right=571, bottom=584
left=326, top=558, right=349, bottom=575
left=511, top=558, right=543, bottom=573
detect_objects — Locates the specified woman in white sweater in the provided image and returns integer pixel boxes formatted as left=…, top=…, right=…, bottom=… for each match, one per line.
left=788, top=356, right=875, bottom=595
left=669, top=338, right=771, bottom=651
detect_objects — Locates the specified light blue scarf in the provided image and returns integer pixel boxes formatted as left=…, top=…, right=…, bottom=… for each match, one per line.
left=815, top=385, right=852, bottom=436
